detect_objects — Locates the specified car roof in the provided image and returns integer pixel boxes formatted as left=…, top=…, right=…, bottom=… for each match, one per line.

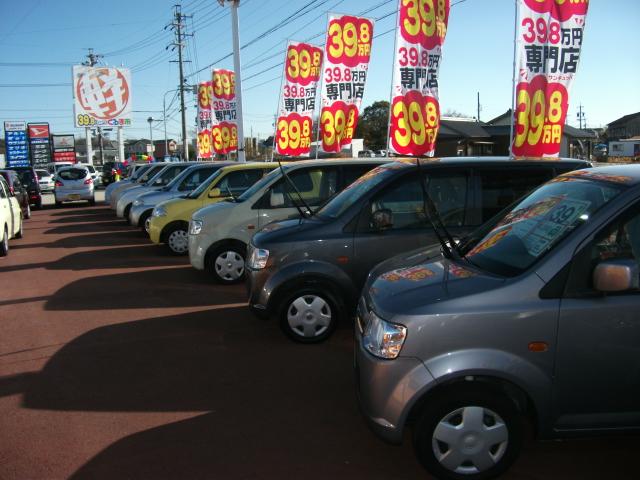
left=560, top=164, right=640, bottom=186
left=57, top=165, right=89, bottom=171
left=380, top=156, right=591, bottom=166
left=215, top=161, right=287, bottom=172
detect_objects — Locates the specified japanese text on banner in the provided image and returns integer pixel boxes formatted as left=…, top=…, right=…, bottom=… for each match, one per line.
left=276, top=41, right=323, bottom=157
left=319, top=14, right=374, bottom=153
left=389, top=0, right=450, bottom=157
left=211, top=69, right=238, bottom=155
left=197, top=81, right=213, bottom=159
left=512, top=0, right=589, bottom=157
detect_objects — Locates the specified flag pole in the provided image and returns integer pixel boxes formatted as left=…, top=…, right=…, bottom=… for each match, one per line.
left=385, top=3, right=400, bottom=157
left=271, top=41, right=288, bottom=161
left=509, top=0, right=519, bottom=158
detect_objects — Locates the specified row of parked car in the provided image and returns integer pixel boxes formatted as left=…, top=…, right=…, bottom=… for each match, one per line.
left=100, top=157, right=640, bottom=479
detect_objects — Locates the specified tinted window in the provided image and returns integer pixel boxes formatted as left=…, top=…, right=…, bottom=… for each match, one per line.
left=16, top=169, right=37, bottom=188
left=427, top=171, right=469, bottom=227
left=476, top=168, right=552, bottom=223
left=269, top=168, right=338, bottom=208
left=177, top=167, right=219, bottom=192
left=365, top=176, right=425, bottom=231
left=217, top=169, right=265, bottom=196
left=342, top=164, right=380, bottom=187
left=153, top=165, right=185, bottom=185
left=58, top=169, right=88, bottom=180
left=138, top=165, right=163, bottom=183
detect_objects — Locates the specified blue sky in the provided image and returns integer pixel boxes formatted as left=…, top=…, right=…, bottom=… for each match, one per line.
left=0, top=0, right=638, bottom=143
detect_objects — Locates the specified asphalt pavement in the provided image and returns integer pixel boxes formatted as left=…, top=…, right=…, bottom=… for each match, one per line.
left=0, top=193, right=638, bottom=479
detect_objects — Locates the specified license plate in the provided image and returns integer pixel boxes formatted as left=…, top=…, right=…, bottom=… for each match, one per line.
left=69, top=194, right=80, bottom=200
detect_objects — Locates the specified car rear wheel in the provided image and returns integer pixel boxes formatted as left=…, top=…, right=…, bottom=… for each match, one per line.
left=165, top=226, right=189, bottom=255
left=413, top=386, right=523, bottom=480
left=15, top=217, right=23, bottom=239
left=207, top=244, right=245, bottom=284
left=278, top=288, right=342, bottom=343
left=0, top=226, right=8, bottom=256
left=24, top=203, right=31, bottom=219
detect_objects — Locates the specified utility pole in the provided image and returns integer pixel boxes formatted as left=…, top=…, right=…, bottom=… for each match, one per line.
left=168, top=5, right=192, bottom=161
left=82, top=49, right=103, bottom=165
left=477, top=92, right=481, bottom=122
left=577, top=104, right=586, bottom=129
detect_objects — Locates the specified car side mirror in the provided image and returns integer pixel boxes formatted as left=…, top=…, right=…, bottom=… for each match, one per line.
left=270, top=191, right=285, bottom=208
left=593, top=259, right=639, bottom=292
left=154, top=178, right=164, bottom=185
left=371, top=208, right=393, bottom=231
left=208, top=187, right=222, bottom=198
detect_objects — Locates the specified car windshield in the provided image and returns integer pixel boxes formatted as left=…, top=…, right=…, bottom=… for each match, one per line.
left=235, top=167, right=282, bottom=202
left=316, top=163, right=403, bottom=219
left=36, top=170, right=49, bottom=177
left=145, top=164, right=186, bottom=186
left=58, top=168, right=88, bottom=181
left=187, top=168, right=226, bottom=198
left=463, top=173, right=630, bottom=277
left=137, top=165, right=163, bottom=183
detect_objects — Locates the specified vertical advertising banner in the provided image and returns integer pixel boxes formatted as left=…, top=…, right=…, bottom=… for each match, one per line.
left=389, top=0, right=450, bottom=157
left=197, top=81, right=213, bottom=159
left=210, top=69, right=238, bottom=155
left=73, top=66, right=132, bottom=128
left=512, top=0, right=589, bottom=157
left=319, top=14, right=374, bottom=153
left=28, top=123, right=52, bottom=166
left=4, top=121, right=29, bottom=168
left=275, top=41, right=323, bottom=156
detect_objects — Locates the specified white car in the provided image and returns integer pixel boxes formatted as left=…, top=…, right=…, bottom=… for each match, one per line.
left=35, top=169, right=55, bottom=192
left=0, top=175, right=23, bottom=256
left=188, top=159, right=388, bottom=284
left=54, top=166, right=95, bottom=207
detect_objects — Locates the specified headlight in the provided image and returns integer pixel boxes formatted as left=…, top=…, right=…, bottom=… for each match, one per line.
left=248, top=246, right=269, bottom=269
left=133, top=199, right=144, bottom=207
left=189, top=219, right=203, bottom=235
left=152, top=206, right=167, bottom=217
left=363, top=311, right=407, bottom=359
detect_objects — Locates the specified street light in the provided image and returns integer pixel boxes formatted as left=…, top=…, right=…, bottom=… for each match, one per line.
left=147, top=116, right=154, bottom=157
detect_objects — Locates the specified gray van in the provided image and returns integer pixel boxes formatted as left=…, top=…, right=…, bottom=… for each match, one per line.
left=246, top=157, right=590, bottom=343
left=355, top=165, right=640, bottom=479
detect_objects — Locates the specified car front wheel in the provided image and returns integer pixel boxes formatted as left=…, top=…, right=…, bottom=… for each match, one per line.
left=207, top=244, right=246, bottom=284
left=165, top=225, right=189, bottom=255
left=278, top=288, right=342, bottom=343
left=413, top=386, right=523, bottom=480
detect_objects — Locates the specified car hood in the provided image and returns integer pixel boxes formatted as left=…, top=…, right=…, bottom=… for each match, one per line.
left=192, top=199, right=236, bottom=222
left=136, top=189, right=182, bottom=206
left=365, top=248, right=505, bottom=320
left=253, top=216, right=326, bottom=246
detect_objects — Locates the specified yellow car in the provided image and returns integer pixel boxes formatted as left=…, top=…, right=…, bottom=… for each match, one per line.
left=148, top=162, right=280, bottom=254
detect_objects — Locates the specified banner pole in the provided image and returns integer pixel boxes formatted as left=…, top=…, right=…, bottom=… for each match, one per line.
left=315, top=14, right=331, bottom=161
left=509, top=0, right=519, bottom=159
left=271, top=41, right=288, bottom=162
left=385, top=2, right=400, bottom=158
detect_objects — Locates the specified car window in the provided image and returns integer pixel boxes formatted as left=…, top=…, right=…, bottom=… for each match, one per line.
left=342, top=164, right=380, bottom=187
left=153, top=165, right=185, bottom=185
left=217, top=169, right=265, bottom=197
left=363, top=176, right=425, bottom=231
left=268, top=167, right=338, bottom=208
left=177, top=167, right=219, bottom=192
left=36, top=170, right=48, bottom=177
left=426, top=171, right=469, bottom=227
left=476, top=168, right=552, bottom=224
left=58, top=169, right=88, bottom=181
left=16, top=169, right=37, bottom=188
left=138, top=165, right=163, bottom=183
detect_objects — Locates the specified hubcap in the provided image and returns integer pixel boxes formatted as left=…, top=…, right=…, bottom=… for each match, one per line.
left=432, top=406, right=508, bottom=475
left=286, top=295, right=331, bottom=338
left=214, top=251, right=244, bottom=281
left=167, top=229, right=188, bottom=253
left=144, top=217, right=151, bottom=233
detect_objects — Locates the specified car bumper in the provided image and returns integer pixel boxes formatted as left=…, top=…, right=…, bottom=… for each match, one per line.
left=116, top=198, right=129, bottom=218
left=129, top=204, right=151, bottom=227
left=39, top=182, right=54, bottom=192
left=188, top=232, right=212, bottom=271
left=245, top=267, right=273, bottom=318
left=54, top=189, right=93, bottom=202
left=354, top=311, right=435, bottom=444
left=148, top=217, right=165, bottom=244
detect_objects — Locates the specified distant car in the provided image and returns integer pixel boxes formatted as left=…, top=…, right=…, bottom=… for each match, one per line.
left=10, top=166, right=42, bottom=209
left=35, top=169, right=55, bottom=192
left=101, top=161, right=130, bottom=187
left=79, top=164, right=99, bottom=184
left=374, top=149, right=388, bottom=157
left=0, top=169, right=31, bottom=219
left=45, top=162, right=74, bottom=176
left=358, top=150, right=375, bottom=158
left=0, top=175, right=23, bottom=256
left=54, top=166, right=95, bottom=207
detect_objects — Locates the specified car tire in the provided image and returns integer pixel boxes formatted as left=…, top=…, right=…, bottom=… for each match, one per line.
left=139, top=210, right=152, bottom=232
left=207, top=243, right=246, bottom=284
left=413, top=385, right=524, bottom=480
left=89, top=197, right=96, bottom=206
left=123, top=203, right=132, bottom=223
left=15, top=217, right=23, bottom=239
left=164, top=224, right=190, bottom=255
left=0, top=226, right=9, bottom=256
left=24, top=203, right=31, bottom=219
left=278, top=287, right=342, bottom=343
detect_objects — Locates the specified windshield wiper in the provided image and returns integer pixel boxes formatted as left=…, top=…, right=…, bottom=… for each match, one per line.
left=224, top=184, right=237, bottom=201
left=276, top=159, right=312, bottom=219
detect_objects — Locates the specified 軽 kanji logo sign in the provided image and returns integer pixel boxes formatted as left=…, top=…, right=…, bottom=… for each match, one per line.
left=73, top=66, right=132, bottom=127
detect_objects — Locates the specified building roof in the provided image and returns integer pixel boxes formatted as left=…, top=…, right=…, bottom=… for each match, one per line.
left=439, top=119, right=491, bottom=139
left=608, top=112, right=640, bottom=127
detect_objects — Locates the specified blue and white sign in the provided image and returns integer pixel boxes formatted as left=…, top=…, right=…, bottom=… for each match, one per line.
left=4, top=121, right=30, bottom=168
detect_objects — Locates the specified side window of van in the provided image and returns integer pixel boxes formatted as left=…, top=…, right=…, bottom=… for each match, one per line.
left=426, top=171, right=469, bottom=227
left=268, top=168, right=338, bottom=208
left=476, top=168, right=552, bottom=224
left=342, top=164, right=379, bottom=187
left=217, top=169, right=264, bottom=197
left=178, top=167, right=218, bottom=192
left=365, top=177, right=425, bottom=231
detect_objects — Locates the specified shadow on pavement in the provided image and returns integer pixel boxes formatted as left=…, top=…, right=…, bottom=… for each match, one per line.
left=44, top=221, right=133, bottom=235
left=49, top=207, right=110, bottom=217
left=45, top=266, right=245, bottom=310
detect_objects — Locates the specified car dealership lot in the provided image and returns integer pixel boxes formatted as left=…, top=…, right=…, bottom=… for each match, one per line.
left=0, top=201, right=638, bottom=480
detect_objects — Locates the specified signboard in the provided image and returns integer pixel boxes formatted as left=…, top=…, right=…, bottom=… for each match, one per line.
left=511, top=0, right=589, bottom=157
left=4, top=121, right=30, bottom=167
left=51, top=134, right=77, bottom=162
left=73, top=66, right=132, bottom=128
left=28, top=123, right=52, bottom=166
left=275, top=41, right=323, bottom=157
left=319, top=14, right=374, bottom=153
left=210, top=69, right=238, bottom=155
left=196, top=81, right=213, bottom=159
left=389, top=0, right=450, bottom=157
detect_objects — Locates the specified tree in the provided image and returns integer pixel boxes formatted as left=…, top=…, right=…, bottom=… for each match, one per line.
left=442, top=109, right=471, bottom=118
left=355, top=100, right=389, bottom=150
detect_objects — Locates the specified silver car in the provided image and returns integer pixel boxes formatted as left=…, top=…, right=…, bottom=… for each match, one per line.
left=35, top=169, right=55, bottom=192
left=129, top=162, right=231, bottom=231
left=54, top=166, right=95, bottom=206
left=356, top=165, right=640, bottom=479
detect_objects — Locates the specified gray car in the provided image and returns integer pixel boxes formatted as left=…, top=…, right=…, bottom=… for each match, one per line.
left=355, top=165, right=640, bottom=480
left=246, top=157, right=590, bottom=343
left=129, top=162, right=232, bottom=231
